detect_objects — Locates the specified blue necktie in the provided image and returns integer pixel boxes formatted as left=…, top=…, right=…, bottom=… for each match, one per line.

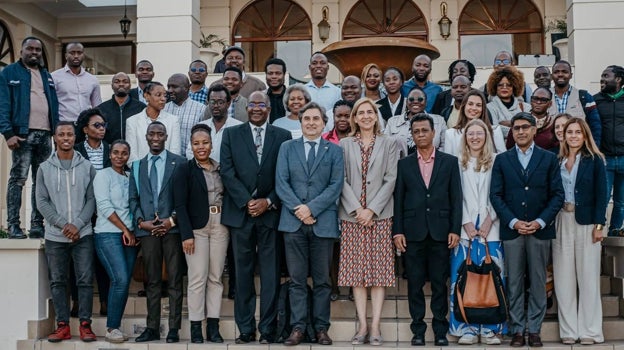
left=307, top=141, right=316, bottom=172
left=150, top=155, right=160, bottom=213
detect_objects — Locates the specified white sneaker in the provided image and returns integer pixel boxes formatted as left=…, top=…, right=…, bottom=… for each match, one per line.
left=484, top=334, right=501, bottom=345
left=105, top=328, right=125, bottom=343
left=458, top=334, right=477, bottom=345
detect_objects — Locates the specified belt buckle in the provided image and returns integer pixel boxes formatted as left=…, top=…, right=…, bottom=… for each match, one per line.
left=209, top=206, right=219, bottom=214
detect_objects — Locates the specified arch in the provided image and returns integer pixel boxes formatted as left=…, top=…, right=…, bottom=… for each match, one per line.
left=0, top=20, right=15, bottom=70
left=343, top=0, right=428, bottom=40
left=232, top=0, right=312, bottom=43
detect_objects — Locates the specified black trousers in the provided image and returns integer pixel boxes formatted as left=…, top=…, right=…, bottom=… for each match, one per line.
left=405, top=235, right=450, bottom=337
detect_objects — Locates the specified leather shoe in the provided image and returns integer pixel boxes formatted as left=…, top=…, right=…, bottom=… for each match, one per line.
left=259, top=333, right=274, bottom=344
left=411, top=334, right=425, bottom=346
left=528, top=333, right=543, bottom=347
left=435, top=336, right=449, bottom=346
left=8, top=226, right=26, bottom=239
left=135, top=327, right=160, bottom=342
left=235, top=332, right=256, bottom=344
left=316, top=329, right=333, bottom=345
left=166, top=328, right=179, bottom=343
left=28, top=225, right=44, bottom=239
left=510, top=333, right=526, bottom=347
left=284, top=328, right=305, bottom=346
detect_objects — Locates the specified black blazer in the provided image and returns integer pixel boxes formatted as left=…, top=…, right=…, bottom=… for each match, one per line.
left=377, top=96, right=404, bottom=121
left=129, top=87, right=140, bottom=102
left=219, top=122, right=292, bottom=229
left=490, top=146, right=564, bottom=240
left=572, top=155, right=608, bottom=225
left=173, top=159, right=215, bottom=241
left=393, top=150, right=462, bottom=242
left=74, top=140, right=111, bottom=169
left=431, top=89, right=452, bottom=115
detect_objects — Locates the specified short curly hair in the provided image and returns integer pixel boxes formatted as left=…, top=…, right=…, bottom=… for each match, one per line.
left=486, top=67, right=525, bottom=98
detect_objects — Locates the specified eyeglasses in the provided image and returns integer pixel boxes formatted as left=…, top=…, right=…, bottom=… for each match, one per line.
left=208, top=99, right=227, bottom=106
left=90, top=122, right=107, bottom=129
left=411, top=128, right=431, bottom=135
left=408, top=96, right=426, bottom=103
left=466, top=131, right=485, bottom=137
left=248, top=102, right=268, bottom=109
left=512, top=124, right=533, bottom=131
left=497, top=83, right=512, bottom=88
left=531, top=96, right=551, bottom=103
left=190, top=67, right=207, bottom=73
left=494, top=59, right=511, bottom=65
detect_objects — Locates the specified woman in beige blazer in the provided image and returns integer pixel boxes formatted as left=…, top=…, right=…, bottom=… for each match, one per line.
left=338, top=97, right=399, bottom=346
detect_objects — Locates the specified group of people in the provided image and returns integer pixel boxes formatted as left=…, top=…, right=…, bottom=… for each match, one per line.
left=1, top=35, right=623, bottom=348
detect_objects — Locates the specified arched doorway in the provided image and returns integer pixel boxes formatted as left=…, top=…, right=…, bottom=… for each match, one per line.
left=232, top=0, right=312, bottom=80
left=343, top=0, right=428, bottom=40
left=459, top=0, right=543, bottom=66
left=0, top=20, right=15, bottom=71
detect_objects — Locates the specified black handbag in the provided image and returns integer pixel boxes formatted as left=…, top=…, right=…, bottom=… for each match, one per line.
left=454, top=238, right=508, bottom=324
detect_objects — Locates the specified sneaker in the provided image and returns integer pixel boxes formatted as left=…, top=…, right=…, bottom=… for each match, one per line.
left=105, top=328, right=125, bottom=343
left=458, top=334, right=477, bottom=345
left=79, top=321, right=97, bottom=342
left=484, top=334, right=502, bottom=345
left=48, top=322, right=71, bottom=342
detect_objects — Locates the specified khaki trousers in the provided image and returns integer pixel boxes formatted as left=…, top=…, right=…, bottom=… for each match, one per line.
left=185, top=212, right=229, bottom=321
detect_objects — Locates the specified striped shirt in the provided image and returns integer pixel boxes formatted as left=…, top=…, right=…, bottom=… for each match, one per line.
left=164, top=98, right=206, bottom=154
left=554, top=86, right=572, bottom=114
left=84, top=140, right=104, bottom=170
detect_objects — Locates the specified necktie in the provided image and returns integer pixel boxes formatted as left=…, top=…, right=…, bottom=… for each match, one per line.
left=150, top=155, right=160, bottom=213
left=254, top=127, right=263, bottom=163
left=307, top=141, right=316, bottom=172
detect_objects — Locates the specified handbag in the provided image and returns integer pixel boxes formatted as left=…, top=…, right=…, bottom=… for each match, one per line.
left=454, top=238, right=508, bottom=324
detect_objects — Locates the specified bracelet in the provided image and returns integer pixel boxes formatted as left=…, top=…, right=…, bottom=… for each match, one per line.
left=169, top=217, right=176, bottom=227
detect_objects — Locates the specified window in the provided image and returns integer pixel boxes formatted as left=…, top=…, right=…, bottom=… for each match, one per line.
left=343, top=0, right=428, bottom=40
left=0, top=21, right=14, bottom=71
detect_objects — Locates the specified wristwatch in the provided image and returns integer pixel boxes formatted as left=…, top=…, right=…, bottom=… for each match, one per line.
left=595, top=224, right=604, bottom=231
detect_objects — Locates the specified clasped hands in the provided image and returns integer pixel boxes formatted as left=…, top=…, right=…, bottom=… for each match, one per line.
left=463, top=215, right=493, bottom=239
left=247, top=198, right=269, bottom=217
left=142, top=215, right=173, bottom=237
left=294, top=204, right=316, bottom=225
left=513, top=220, right=541, bottom=235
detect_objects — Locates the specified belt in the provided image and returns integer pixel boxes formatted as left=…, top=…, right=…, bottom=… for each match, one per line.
left=562, top=202, right=575, bottom=212
left=209, top=205, right=222, bottom=214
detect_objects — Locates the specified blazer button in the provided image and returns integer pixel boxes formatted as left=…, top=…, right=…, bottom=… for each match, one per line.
left=302, top=199, right=306, bottom=202
left=522, top=202, right=526, bottom=206
left=525, top=186, right=529, bottom=190
left=426, top=208, right=430, bottom=212
left=426, top=194, right=430, bottom=197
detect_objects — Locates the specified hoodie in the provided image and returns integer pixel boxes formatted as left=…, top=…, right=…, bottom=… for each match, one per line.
left=35, top=151, right=96, bottom=243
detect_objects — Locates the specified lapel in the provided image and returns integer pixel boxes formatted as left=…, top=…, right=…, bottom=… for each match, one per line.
left=396, top=97, right=404, bottom=116
left=368, top=135, right=383, bottom=169
left=294, top=138, right=308, bottom=174
left=242, top=123, right=259, bottom=163
left=428, top=150, right=442, bottom=188
left=524, top=147, right=544, bottom=182
left=160, top=151, right=177, bottom=195
left=575, top=156, right=589, bottom=188
left=260, top=125, right=276, bottom=167
left=410, top=153, right=428, bottom=190
left=192, top=161, right=208, bottom=193
left=139, top=156, right=152, bottom=196
left=506, top=148, right=526, bottom=182
left=310, top=138, right=329, bottom=175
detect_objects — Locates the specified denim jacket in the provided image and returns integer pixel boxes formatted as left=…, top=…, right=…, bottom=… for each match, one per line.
left=0, top=61, right=59, bottom=140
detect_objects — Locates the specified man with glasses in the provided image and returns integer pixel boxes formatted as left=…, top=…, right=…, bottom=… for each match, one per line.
left=505, top=88, right=558, bottom=150
left=220, top=91, right=291, bottom=344
left=490, top=112, right=564, bottom=347
left=188, top=60, right=210, bottom=104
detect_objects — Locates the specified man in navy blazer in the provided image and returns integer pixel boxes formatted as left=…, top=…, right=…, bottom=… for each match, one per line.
left=275, top=102, right=344, bottom=346
left=490, top=112, right=564, bottom=347
left=220, top=91, right=292, bottom=344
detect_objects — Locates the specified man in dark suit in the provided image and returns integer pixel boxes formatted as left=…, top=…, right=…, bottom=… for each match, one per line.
left=129, top=60, right=154, bottom=104
left=393, top=113, right=461, bottom=346
left=490, top=112, right=564, bottom=347
left=220, top=90, right=292, bottom=344
left=129, top=121, right=186, bottom=343
left=275, top=102, right=343, bottom=346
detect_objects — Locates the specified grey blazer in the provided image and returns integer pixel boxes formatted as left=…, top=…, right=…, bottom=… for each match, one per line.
left=339, top=134, right=399, bottom=222
left=129, top=150, right=186, bottom=237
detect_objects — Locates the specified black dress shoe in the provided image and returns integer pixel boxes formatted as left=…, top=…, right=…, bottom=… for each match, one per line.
left=8, top=226, right=27, bottom=239
left=510, top=333, right=526, bottom=347
left=166, top=328, right=179, bottom=343
left=411, top=334, right=425, bottom=346
left=28, top=225, right=44, bottom=239
left=528, top=333, right=543, bottom=347
left=190, top=321, right=204, bottom=343
left=206, top=318, right=224, bottom=343
left=135, top=327, right=160, bottom=342
left=259, top=332, right=274, bottom=344
left=435, top=336, right=449, bottom=346
left=235, top=332, right=256, bottom=344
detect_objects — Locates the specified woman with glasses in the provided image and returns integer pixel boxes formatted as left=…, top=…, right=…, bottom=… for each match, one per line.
left=384, top=86, right=446, bottom=157
left=273, top=84, right=312, bottom=138
left=449, top=119, right=505, bottom=345
left=505, top=87, right=558, bottom=150
left=486, top=67, right=530, bottom=139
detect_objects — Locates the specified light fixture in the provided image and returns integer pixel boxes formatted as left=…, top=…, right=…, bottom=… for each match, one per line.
left=438, top=2, right=452, bottom=40
left=317, top=6, right=330, bottom=43
left=119, top=0, right=131, bottom=39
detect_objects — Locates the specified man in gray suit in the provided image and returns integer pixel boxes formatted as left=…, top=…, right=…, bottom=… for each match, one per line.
left=129, top=121, right=186, bottom=343
left=275, top=102, right=344, bottom=346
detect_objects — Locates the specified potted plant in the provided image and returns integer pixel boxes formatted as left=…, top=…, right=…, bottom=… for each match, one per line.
left=546, top=18, right=568, bottom=61
left=199, top=32, right=227, bottom=69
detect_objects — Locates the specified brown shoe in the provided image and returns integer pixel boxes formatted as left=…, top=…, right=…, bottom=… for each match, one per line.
left=284, top=328, right=305, bottom=346
left=510, top=333, right=525, bottom=347
left=528, top=333, right=543, bottom=347
left=316, top=329, right=333, bottom=345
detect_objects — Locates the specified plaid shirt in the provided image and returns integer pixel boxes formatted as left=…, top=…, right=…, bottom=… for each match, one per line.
left=188, top=85, right=209, bottom=104
left=164, top=98, right=206, bottom=154
left=554, top=86, right=572, bottom=114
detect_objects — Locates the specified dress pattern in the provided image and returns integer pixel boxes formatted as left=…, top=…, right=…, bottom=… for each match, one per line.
left=338, top=135, right=395, bottom=287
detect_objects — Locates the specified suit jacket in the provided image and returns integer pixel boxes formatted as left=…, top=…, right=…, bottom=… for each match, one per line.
left=173, top=159, right=216, bottom=241
left=220, top=122, right=292, bottom=229
left=377, top=96, right=404, bottom=121
left=431, top=89, right=452, bottom=115
left=460, top=158, right=500, bottom=241
left=129, top=150, right=186, bottom=237
left=571, top=155, right=608, bottom=225
left=74, top=140, right=111, bottom=169
left=489, top=145, right=564, bottom=240
left=275, top=137, right=343, bottom=237
left=393, top=150, right=462, bottom=242
left=340, top=135, right=399, bottom=221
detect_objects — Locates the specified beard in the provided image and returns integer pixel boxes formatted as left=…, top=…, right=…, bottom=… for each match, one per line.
left=115, top=91, right=128, bottom=98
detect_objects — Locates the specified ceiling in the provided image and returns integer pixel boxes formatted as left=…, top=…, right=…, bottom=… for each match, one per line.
left=4, top=0, right=137, bottom=19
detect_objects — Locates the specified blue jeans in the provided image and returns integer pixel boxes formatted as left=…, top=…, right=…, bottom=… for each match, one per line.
left=45, top=235, right=94, bottom=323
left=94, top=233, right=137, bottom=329
left=7, top=130, right=52, bottom=227
left=606, top=156, right=624, bottom=234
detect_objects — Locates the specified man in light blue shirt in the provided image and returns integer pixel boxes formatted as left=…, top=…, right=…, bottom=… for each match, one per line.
left=304, top=52, right=341, bottom=130
left=401, top=54, right=442, bottom=113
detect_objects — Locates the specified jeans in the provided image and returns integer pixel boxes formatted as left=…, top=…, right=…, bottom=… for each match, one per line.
left=94, top=233, right=137, bottom=329
left=7, top=130, right=52, bottom=227
left=45, top=235, right=94, bottom=323
left=606, top=156, right=624, bottom=233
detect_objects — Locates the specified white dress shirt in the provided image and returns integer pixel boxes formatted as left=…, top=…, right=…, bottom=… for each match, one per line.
left=125, top=108, right=181, bottom=163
